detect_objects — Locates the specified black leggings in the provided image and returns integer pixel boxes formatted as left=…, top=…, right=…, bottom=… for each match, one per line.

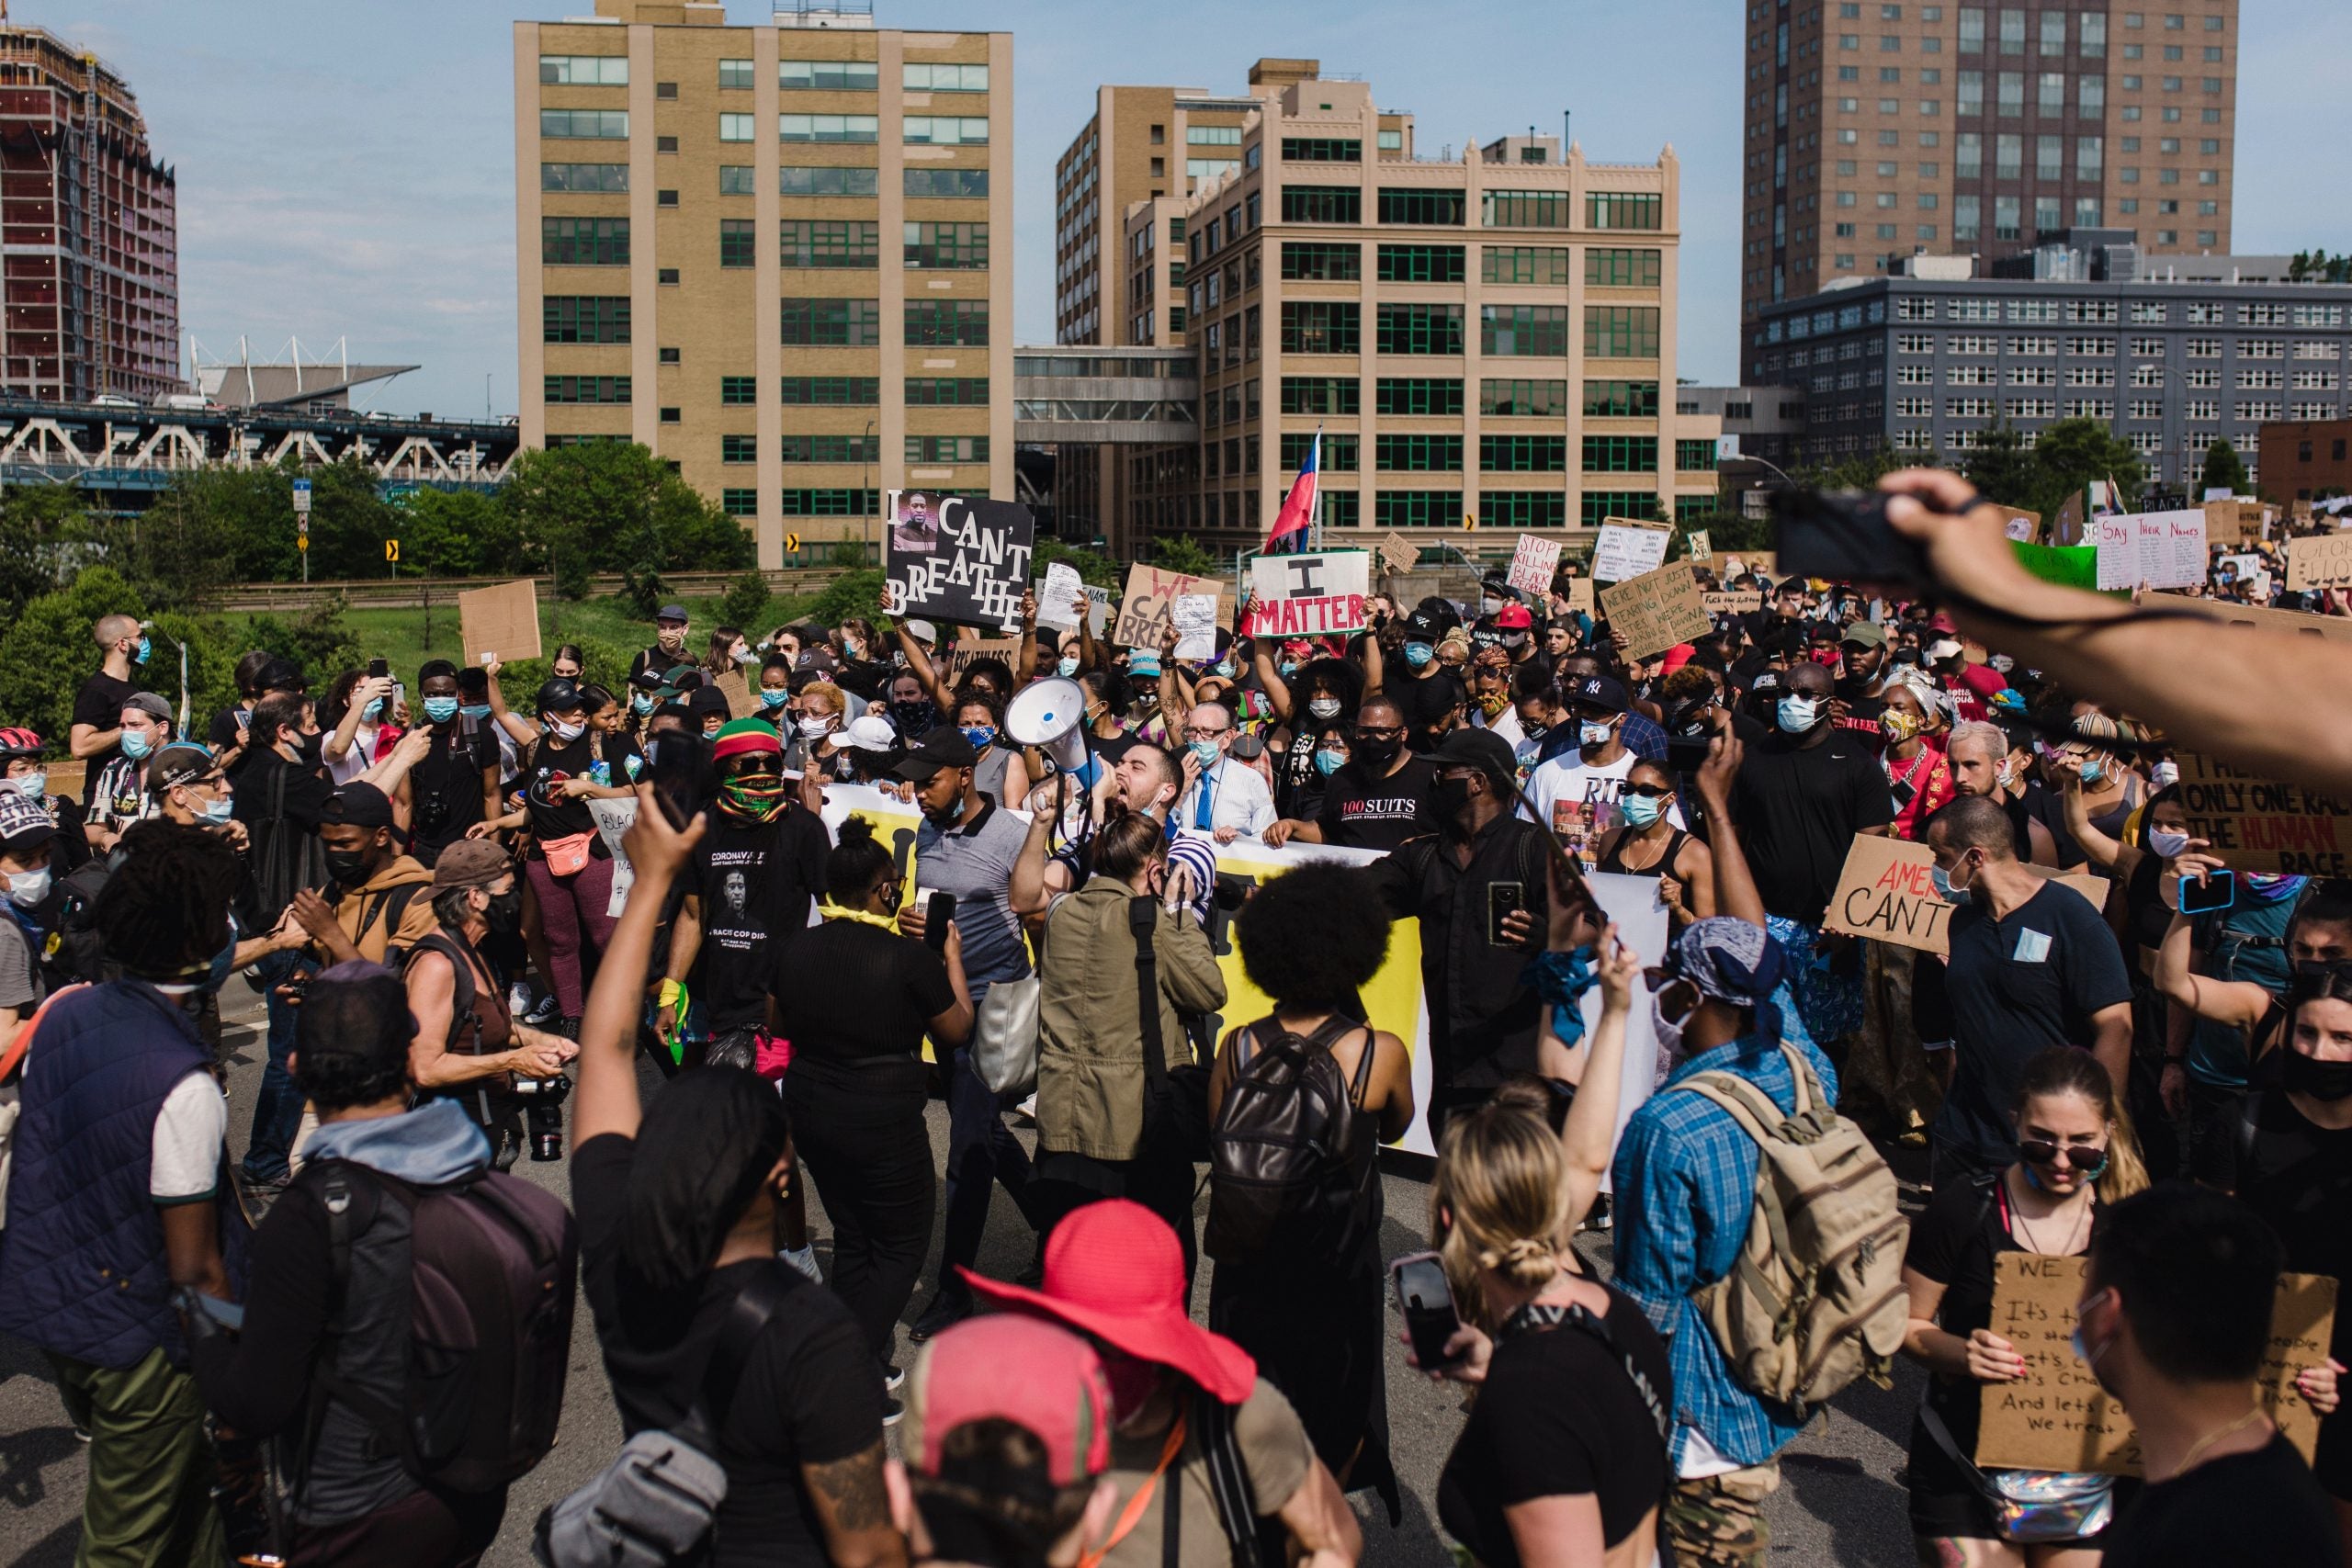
left=785, top=1073, right=936, bottom=1364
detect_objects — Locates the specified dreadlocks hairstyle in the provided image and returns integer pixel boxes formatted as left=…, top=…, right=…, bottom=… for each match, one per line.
left=95, top=819, right=243, bottom=978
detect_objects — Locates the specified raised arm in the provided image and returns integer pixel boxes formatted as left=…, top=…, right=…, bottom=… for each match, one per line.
left=883, top=584, right=953, bottom=715
left=573, top=787, right=707, bottom=1145
left=1555, top=925, right=1638, bottom=1232
left=481, top=658, right=543, bottom=747
left=1253, top=635, right=1295, bottom=726
left=1691, top=715, right=1764, bottom=928
left=2052, top=755, right=2129, bottom=874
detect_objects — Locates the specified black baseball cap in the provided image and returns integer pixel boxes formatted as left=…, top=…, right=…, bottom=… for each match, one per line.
left=535, top=678, right=582, bottom=714
left=891, top=728, right=980, bottom=781
left=1428, top=728, right=1520, bottom=795
left=1568, top=674, right=1629, bottom=714
left=148, top=742, right=218, bottom=795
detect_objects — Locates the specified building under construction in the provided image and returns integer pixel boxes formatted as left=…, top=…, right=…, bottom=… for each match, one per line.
left=0, top=15, right=177, bottom=401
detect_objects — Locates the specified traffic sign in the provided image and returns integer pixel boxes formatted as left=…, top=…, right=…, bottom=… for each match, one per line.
left=385, top=539, right=401, bottom=563
left=291, top=478, right=311, bottom=515
left=785, top=531, right=800, bottom=554
left=297, top=536, right=309, bottom=551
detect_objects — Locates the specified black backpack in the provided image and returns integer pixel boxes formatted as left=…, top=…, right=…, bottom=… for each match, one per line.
left=41, top=852, right=117, bottom=987
left=1204, top=1014, right=1377, bottom=1266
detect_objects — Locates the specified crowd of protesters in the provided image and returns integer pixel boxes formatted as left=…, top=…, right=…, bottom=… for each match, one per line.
left=0, top=468, right=2349, bottom=1568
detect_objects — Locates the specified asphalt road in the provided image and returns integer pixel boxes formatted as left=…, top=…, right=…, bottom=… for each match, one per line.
left=0, top=986, right=1924, bottom=1567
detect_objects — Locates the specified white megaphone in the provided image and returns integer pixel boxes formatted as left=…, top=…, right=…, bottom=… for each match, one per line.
left=1006, top=676, right=1091, bottom=773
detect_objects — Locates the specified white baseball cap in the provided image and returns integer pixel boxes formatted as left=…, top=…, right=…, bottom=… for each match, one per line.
left=842, top=715, right=898, bottom=752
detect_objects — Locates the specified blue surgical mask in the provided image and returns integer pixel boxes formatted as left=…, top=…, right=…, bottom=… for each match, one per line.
left=1314, top=748, right=1345, bottom=777
left=120, top=728, right=153, bottom=761
left=1776, top=694, right=1821, bottom=734
left=963, top=725, right=998, bottom=750
left=361, top=699, right=384, bottom=723
left=1189, top=739, right=1222, bottom=770
left=1931, top=854, right=1974, bottom=904
left=1057, top=656, right=1080, bottom=678
left=2079, top=760, right=2104, bottom=785
left=133, top=636, right=151, bottom=665
left=843, top=640, right=865, bottom=661
left=1211, top=658, right=1236, bottom=679
left=200, top=794, right=235, bottom=825
left=14, top=771, right=45, bottom=800
left=631, top=693, right=655, bottom=715
left=422, top=695, right=460, bottom=724
left=1403, top=642, right=1435, bottom=670
left=2145, top=828, right=2191, bottom=859
left=759, top=687, right=790, bottom=709
left=1621, top=792, right=1666, bottom=829
left=460, top=703, right=492, bottom=720
left=1280, top=660, right=1298, bottom=678
left=1579, top=719, right=1614, bottom=748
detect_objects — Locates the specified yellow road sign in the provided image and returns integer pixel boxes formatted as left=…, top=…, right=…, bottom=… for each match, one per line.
left=385, top=539, right=401, bottom=562
left=786, top=531, right=800, bottom=554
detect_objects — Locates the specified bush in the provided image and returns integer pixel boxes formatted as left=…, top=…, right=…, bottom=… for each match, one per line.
left=244, top=595, right=364, bottom=686
left=808, top=568, right=884, bottom=629
left=718, top=569, right=772, bottom=634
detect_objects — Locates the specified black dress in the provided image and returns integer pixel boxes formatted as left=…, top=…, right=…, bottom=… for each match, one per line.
left=1205, top=1018, right=1399, bottom=1524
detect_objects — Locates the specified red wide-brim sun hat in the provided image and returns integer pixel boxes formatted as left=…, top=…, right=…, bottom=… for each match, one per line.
left=959, top=1199, right=1257, bottom=1405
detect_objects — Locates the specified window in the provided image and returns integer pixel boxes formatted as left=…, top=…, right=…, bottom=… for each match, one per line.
left=779, top=220, right=878, bottom=267
left=1376, top=243, right=1464, bottom=282
left=721, top=489, right=757, bottom=518
left=718, top=58, right=754, bottom=89
left=779, top=377, right=881, bottom=405
left=720, top=165, right=756, bottom=196
left=543, top=296, right=630, bottom=344
left=1959, top=69, right=1984, bottom=113
left=1282, top=242, right=1361, bottom=280
left=775, top=434, right=880, bottom=464
left=1481, top=305, right=1570, bottom=356
left=1483, top=434, right=1569, bottom=471
left=905, top=378, right=989, bottom=405
left=1999, top=7, right=2026, bottom=51
left=1282, top=378, right=1359, bottom=414
left=1378, top=129, right=1404, bottom=152
left=778, top=59, right=878, bottom=90
left=1186, top=159, right=1239, bottom=180
left=904, top=117, right=989, bottom=145
left=718, top=376, right=758, bottom=406
left=904, top=435, right=989, bottom=465
left=780, top=490, right=881, bottom=516
left=1481, top=491, right=1566, bottom=529
left=2082, top=13, right=2107, bottom=54
left=906, top=300, right=989, bottom=345
left=1283, top=186, right=1360, bottom=223
left=1960, top=6, right=1984, bottom=51
left=905, top=221, right=987, bottom=269
left=719, top=219, right=757, bottom=268
left=1484, top=246, right=1574, bottom=284
left=1188, top=126, right=1243, bottom=145
left=540, top=108, right=628, bottom=139
left=1378, top=303, right=1464, bottom=355
left=902, top=62, right=989, bottom=91
left=1282, top=300, right=1360, bottom=355
left=718, top=113, right=755, bottom=143
left=779, top=298, right=882, bottom=346
left=542, top=217, right=628, bottom=265
left=1579, top=435, right=1658, bottom=472
left=1283, top=137, right=1362, bottom=162
left=1376, top=378, right=1464, bottom=415
left=721, top=435, right=758, bottom=465
left=2080, top=73, right=2106, bottom=113
left=783, top=165, right=880, bottom=197
left=1581, top=491, right=1659, bottom=529
left=1586, top=247, right=1663, bottom=287
left=1998, top=70, right=2024, bottom=114
left=904, top=168, right=987, bottom=197
left=1585, top=305, right=1662, bottom=358
left=1580, top=379, right=1659, bottom=417
left=542, top=163, right=628, bottom=192
left=1375, top=435, right=1463, bottom=471
left=1375, top=491, right=1463, bottom=528
left=543, top=375, right=630, bottom=404
left=1586, top=192, right=1663, bottom=231
left=540, top=55, right=628, bottom=85
left=779, top=114, right=878, bottom=142
left=1378, top=188, right=1464, bottom=225
left=1281, top=433, right=1358, bottom=470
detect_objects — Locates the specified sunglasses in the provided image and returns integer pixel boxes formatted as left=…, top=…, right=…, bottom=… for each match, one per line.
left=1354, top=725, right=1404, bottom=741
left=2016, top=1138, right=2109, bottom=1175
left=1623, top=783, right=1674, bottom=800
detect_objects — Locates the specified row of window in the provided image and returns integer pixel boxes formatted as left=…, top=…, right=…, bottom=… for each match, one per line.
left=716, top=435, right=988, bottom=465
left=1252, top=434, right=1684, bottom=474
left=1277, top=187, right=1665, bottom=231
left=542, top=296, right=989, bottom=346
left=543, top=56, right=989, bottom=93
left=1269, top=375, right=1659, bottom=421
left=543, top=164, right=989, bottom=199
left=1273, top=301, right=1662, bottom=359
left=710, top=377, right=989, bottom=405
left=545, top=218, right=987, bottom=270
left=1271, top=242, right=1662, bottom=288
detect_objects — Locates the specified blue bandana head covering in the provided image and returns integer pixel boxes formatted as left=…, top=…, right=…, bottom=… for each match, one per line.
left=1671, top=918, right=1788, bottom=1045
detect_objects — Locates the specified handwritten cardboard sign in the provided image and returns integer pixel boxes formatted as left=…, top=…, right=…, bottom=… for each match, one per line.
left=1114, top=564, right=1228, bottom=650
left=932, top=636, right=1021, bottom=686
left=1378, top=532, right=1419, bottom=577
left=1590, top=517, right=1673, bottom=583
left=885, top=491, right=1035, bottom=634
left=1704, top=589, right=1764, bottom=617
left=2173, top=753, right=2352, bottom=877
left=2287, top=534, right=2352, bottom=592
left=457, top=578, right=543, bottom=666
left=1170, top=594, right=1218, bottom=660
left=1822, top=836, right=2107, bottom=955
left=1243, top=550, right=1371, bottom=637
left=1974, top=1253, right=2333, bottom=1475
left=1686, top=528, right=1713, bottom=563
left=712, top=671, right=759, bottom=719
left=1598, top=562, right=1711, bottom=662
left=1507, top=534, right=1563, bottom=596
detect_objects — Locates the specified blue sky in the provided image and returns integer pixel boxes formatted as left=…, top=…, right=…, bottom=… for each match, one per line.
left=43, top=0, right=2352, bottom=415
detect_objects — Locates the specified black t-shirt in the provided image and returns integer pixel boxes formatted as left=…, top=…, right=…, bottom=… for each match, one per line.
left=1436, top=1287, right=1674, bottom=1564
left=2199, top=1089, right=2352, bottom=1360
left=769, top=919, right=952, bottom=1099
left=1316, top=753, right=1441, bottom=852
left=628, top=646, right=692, bottom=690
left=1726, top=728, right=1896, bottom=923
left=408, top=719, right=503, bottom=860
left=521, top=732, right=642, bottom=844
left=232, top=745, right=335, bottom=834
left=2099, top=1435, right=2342, bottom=1568
left=573, top=1134, right=885, bottom=1568
left=1830, top=682, right=1888, bottom=757
left=1933, top=881, right=2134, bottom=1166
left=70, top=671, right=138, bottom=803
left=1386, top=669, right=1465, bottom=750
left=2020, top=781, right=2089, bottom=869
left=688, top=807, right=830, bottom=1032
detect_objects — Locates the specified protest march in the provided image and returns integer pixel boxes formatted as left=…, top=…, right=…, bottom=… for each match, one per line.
left=7, top=467, right=2352, bottom=1568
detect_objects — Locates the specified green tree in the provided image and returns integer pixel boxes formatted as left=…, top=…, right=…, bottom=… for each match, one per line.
left=243, top=595, right=365, bottom=684
left=809, top=569, right=884, bottom=628
left=718, top=569, right=772, bottom=634
left=1034, top=536, right=1121, bottom=589
left=500, top=443, right=753, bottom=576
left=2199, top=436, right=2250, bottom=499
left=0, top=568, right=237, bottom=745
left=1149, top=535, right=1217, bottom=576
left=0, top=484, right=93, bottom=615
left=1962, top=422, right=2041, bottom=512
left=1794, top=443, right=1915, bottom=493
left=400, top=487, right=527, bottom=579
left=2031, top=417, right=2145, bottom=518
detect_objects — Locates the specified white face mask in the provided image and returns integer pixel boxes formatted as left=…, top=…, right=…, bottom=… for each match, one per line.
left=797, top=715, right=835, bottom=739
left=7, top=866, right=50, bottom=908
left=732, top=644, right=755, bottom=666
left=546, top=718, right=585, bottom=743
left=1308, top=697, right=1342, bottom=720
left=1649, top=985, right=1689, bottom=1059
left=2146, top=828, right=2191, bottom=859
left=1579, top=719, right=1614, bottom=748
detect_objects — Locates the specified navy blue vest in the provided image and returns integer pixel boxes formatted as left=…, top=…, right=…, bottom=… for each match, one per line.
left=0, top=982, right=250, bottom=1368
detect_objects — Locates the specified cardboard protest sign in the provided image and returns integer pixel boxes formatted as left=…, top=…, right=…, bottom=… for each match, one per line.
left=1685, top=528, right=1713, bottom=563
left=712, top=671, right=759, bottom=719
left=2172, top=753, right=2352, bottom=877
left=1822, top=836, right=2107, bottom=955
left=2052, top=490, right=2086, bottom=547
left=885, top=491, right=1035, bottom=634
left=1704, top=589, right=1763, bottom=617
left=2287, top=533, right=2352, bottom=591
left=1506, top=534, right=1562, bottom=597
left=1590, top=517, right=1673, bottom=583
left=1114, top=564, right=1227, bottom=649
left=1597, top=562, right=1710, bottom=662
left=1035, top=561, right=1086, bottom=631
left=932, top=637, right=1021, bottom=685
left=1997, top=507, right=2041, bottom=544
left=1974, top=1253, right=2333, bottom=1475
left=1243, top=550, right=1371, bottom=637
left=2158, top=592, right=2352, bottom=645
left=1563, top=578, right=1595, bottom=616
left=457, top=579, right=542, bottom=666
left=1378, top=532, right=1419, bottom=577
left=1170, top=594, right=1218, bottom=660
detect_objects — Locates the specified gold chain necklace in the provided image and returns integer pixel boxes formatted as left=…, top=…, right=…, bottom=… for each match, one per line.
left=2159, top=1407, right=2269, bottom=1483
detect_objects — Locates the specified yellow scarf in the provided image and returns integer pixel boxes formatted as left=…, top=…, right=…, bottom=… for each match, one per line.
left=819, top=899, right=902, bottom=932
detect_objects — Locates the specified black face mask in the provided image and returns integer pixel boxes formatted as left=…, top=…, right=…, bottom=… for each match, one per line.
left=483, top=888, right=523, bottom=935
left=1436, top=774, right=1477, bottom=823
left=890, top=701, right=934, bottom=738
left=323, top=848, right=373, bottom=886
left=298, top=729, right=325, bottom=764
left=2282, top=1047, right=2352, bottom=1102
left=1355, top=736, right=1401, bottom=768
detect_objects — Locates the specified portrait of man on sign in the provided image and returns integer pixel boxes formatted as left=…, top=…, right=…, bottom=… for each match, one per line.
left=890, top=491, right=941, bottom=557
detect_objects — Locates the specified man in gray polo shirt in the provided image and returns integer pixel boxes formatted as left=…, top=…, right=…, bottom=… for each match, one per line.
left=890, top=728, right=1047, bottom=1339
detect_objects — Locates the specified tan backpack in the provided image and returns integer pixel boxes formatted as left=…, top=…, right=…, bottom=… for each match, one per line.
left=1675, top=1040, right=1909, bottom=1418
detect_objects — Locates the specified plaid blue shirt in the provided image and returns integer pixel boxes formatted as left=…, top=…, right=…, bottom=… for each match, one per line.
left=1611, top=1008, right=1838, bottom=1470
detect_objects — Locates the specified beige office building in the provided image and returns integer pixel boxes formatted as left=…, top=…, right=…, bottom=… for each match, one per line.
left=514, top=0, right=1012, bottom=567
left=1114, top=71, right=1719, bottom=556
left=1739, top=0, right=2239, bottom=367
